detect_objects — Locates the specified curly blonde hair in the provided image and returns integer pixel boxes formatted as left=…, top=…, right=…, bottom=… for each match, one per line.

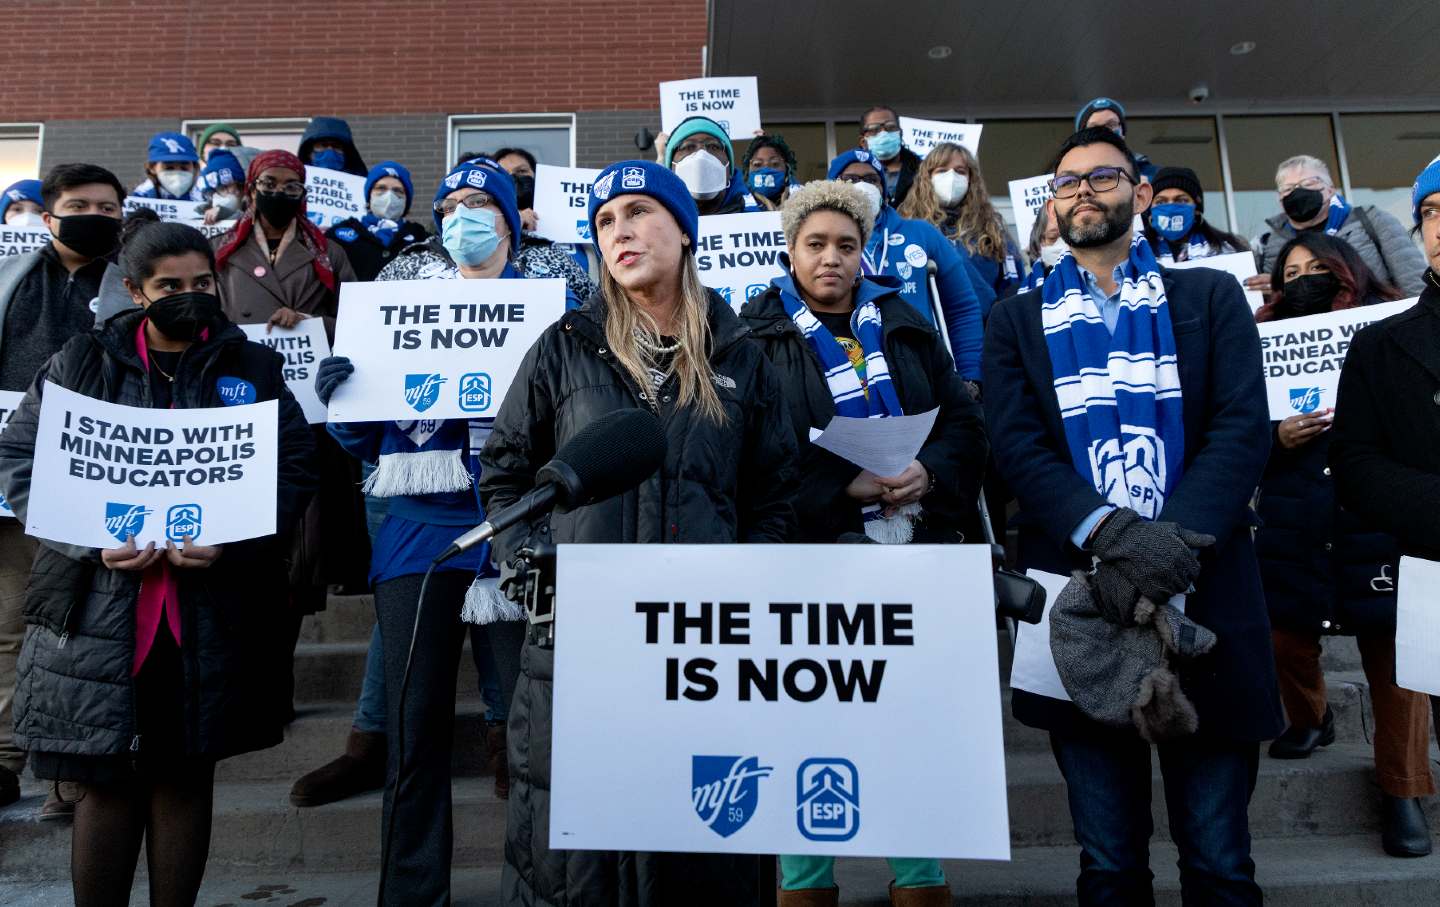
left=780, top=180, right=875, bottom=247
left=898, top=142, right=1009, bottom=262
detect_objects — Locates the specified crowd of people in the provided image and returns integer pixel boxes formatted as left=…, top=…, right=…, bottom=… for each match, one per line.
left=0, top=94, right=1436, bottom=907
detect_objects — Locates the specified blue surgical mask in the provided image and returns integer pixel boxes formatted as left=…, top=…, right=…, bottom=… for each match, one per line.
left=442, top=205, right=503, bottom=267
left=866, top=130, right=903, bottom=161
left=1150, top=203, right=1196, bottom=242
left=311, top=148, right=345, bottom=171
left=748, top=167, right=786, bottom=200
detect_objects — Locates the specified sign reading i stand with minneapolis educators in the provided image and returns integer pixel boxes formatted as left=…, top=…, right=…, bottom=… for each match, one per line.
left=0, top=223, right=52, bottom=259
left=1257, top=297, right=1415, bottom=420
left=897, top=117, right=983, bottom=158
left=533, top=164, right=601, bottom=245
left=304, top=166, right=368, bottom=229
left=1008, top=173, right=1053, bottom=247
left=696, top=211, right=786, bottom=311
left=659, top=77, right=762, bottom=140
left=0, top=390, right=20, bottom=517
left=25, top=383, right=279, bottom=548
left=122, top=197, right=236, bottom=239
left=326, top=278, right=568, bottom=423
left=549, top=544, right=1010, bottom=859
left=1168, top=251, right=1265, bottom=313
left=240, top=319, right=332, bottom=424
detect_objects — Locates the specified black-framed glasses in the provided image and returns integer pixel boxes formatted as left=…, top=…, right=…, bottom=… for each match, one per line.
left=673, top=138, right=728, bottom=160
left=255, top=178, right=306, bottom=199
left=860, top=121, right=900, bottom=137
left=1049, top=167, right=1134, bottom=199
left=838, top=173, right=882, bottom=188
left=433, top=192, right=495, bottom=218
left=1278, top=175, right=1328, bottom=196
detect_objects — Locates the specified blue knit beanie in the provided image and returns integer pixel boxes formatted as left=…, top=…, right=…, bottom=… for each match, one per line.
left=365, top=161, right=415, bottom=217
left=199, top=151, right=245, bottom=194
left=587, top=160, right=699, bottom=250
left=1075, top=97, right=1127, bottom=134
left=1412, top=154, right=1440, bottom=226
left=147, top=131, right=200, bottom=164
left=432, top=158, right=521, bottom=253
left=1, top=179, right=43, bottom=220
left=827, top=148, right=889, bottom=203
left=663, top=116, right=736, bottom=170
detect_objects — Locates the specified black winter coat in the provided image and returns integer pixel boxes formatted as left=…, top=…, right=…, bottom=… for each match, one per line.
left=1331, top=272, right=1440, bottom=558
left=739, top=280, right=987, bottom=542
left=325, top=217, right=430, bottom=282
left=0, top=308, right=318, bottom=762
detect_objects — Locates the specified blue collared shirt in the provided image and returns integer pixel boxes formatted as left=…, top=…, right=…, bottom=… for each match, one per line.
left=1067, top=263, right=1128, bottom=548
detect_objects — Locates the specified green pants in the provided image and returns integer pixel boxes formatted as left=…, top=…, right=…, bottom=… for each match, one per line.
left=779, top=855, right=945, bottom=890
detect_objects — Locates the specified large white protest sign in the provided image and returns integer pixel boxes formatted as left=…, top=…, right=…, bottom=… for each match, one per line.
left=26, top=383, right=278, bottom=548
left=696, top=211, right=785, bottom=310
left=533, top=164, right=600, bottom=245
left=550, top=544, right=1010, bottom=859
left=305, top=167, right=367, bottom=230
left=1167, top=251, right=1265, bottom=312
left=1397, top=556, right=1440, bottom=696
left=240, top=319, right=331, bottom=424
left=0, top=224, right=51, bottom=259
left=327, top=278, right=567, bottom=423
left=660, top=77, right=762, bottom=140
left=0, top=390, right=20, bottom=518
left=1008, top=174, right=1052, bottom=247
left=898, top=117, right=983, bottom=158
left=125, top=195, right=208, bottom=226
left=1257, top=298, right=1414, bottom=420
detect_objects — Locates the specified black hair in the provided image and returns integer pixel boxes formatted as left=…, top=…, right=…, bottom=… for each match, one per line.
left=40, top=163, right=125, bottom=211
left=1047, top=127, right=1140, bottom=181
left=457, top=150, right=487, bottom=165
left=491, top=147, right=537, bottom=170
left=859, top=105, right=899, bottom=127
left=119, top=220, right=218, bottom=285
left=120, top=207, right=161, bottom=246
left=1142, top=216, right=1250, bottom=258
left=742, top=134, right=797, bottom=175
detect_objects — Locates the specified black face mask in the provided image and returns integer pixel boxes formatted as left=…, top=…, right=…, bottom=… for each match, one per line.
left=54, top=214, right=121, bottom=259
left=255, top=191, right=302, bottom=229
left=1278, top=272, right=1341, bottom=318
left=512, top=174, right=535, bottom=210
left=145, top=291, right=223, bottom=341
left=1282, top=187, right=1326, bottom=223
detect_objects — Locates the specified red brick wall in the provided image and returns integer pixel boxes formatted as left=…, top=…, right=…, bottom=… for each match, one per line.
left=0, top=0, right=707, bottom=120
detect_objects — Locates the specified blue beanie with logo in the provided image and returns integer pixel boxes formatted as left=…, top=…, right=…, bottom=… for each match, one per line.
left=365, top=161, right=415, bottom=217
left=1, top=179, right=43, bottom=220
left=663, top=116, right=736, bottom=170
left=199, top=151, right=245, bottom=194
left=1076, top=97, right=1127, bottom=134
left=432, top=158, right=521, bottom=253
left=147, top=131, right=200, bottom=164
left=1412, top=154, right=1440, bottom=226
left=587, top=159, right=699, bottom=250
left=827, top=148, right=889, bottom=203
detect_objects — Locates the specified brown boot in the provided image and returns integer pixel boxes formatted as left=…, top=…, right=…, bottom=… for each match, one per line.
left=484, top=721, right=510, bottom=800
left=889, top=882, right=953, bottom=906
left=777, top=888, right=839, bottom=906
left=289, top=729, right=386, bottom=807
left=38, top=782, right=81, bottom=822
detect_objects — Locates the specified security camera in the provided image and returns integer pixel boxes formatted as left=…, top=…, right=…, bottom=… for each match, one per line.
left=1189, top=83, right=1211, bottom=104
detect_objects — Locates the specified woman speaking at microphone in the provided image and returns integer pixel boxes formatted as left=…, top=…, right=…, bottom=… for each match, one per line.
left=479, top=159, right=798, bottom=907
left=0, top=221, right=316, bottom=907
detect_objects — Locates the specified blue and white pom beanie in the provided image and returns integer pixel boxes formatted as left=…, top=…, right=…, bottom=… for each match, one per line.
left=431, top=158, right=521, bottom=253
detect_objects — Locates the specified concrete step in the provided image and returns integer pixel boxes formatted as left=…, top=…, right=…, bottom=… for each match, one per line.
left=1320, top=635, right=1363, bottom=673
left=299, top=594, right=377, bottom=644
left=291, top=640, right=493, bottom=705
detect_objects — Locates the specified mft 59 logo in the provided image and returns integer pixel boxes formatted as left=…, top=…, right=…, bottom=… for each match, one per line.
left=691, top=755, right=772, bottom=838
left=404, top=373, right=447, bottom=413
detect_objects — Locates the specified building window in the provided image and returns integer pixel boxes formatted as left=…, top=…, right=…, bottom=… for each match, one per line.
left=754, top=122, right=829, bottom=183
left=1338, top=111, right=1440, bottom=230
left=181, top=118, right=310, bottom=157
left=961, top=119, right=1073, bottom=232
left=448, top=114, right=575, bottom=170
left=1222, top=115, right=1340, bottom=243
left=0, top=123, right=43, bottom=187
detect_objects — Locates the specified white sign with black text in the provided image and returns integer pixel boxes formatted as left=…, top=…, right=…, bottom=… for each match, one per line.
left=550, top=544, right=1010, bottom=859
left=0, top=390, right=20, bottom=517
left=305, top=167, right=368, bottom=230
left=1007, top=174, right=1052, bottom=248
left=25, top=383, right=278, bottom=548
left=897, top=117, right=983, bottom=158
left=125, top=195, right=208, bottom=226
left=240, top=319, right=332, bottom=424
left=1167, top=251, right=1265, bottom=313
left=660, top=77, right=762, bottom=140
left=0, top=224, right=51, bottom=259
left=533, top=164, right=600, bottom=245
left=696, top=211, right=786, bottom=311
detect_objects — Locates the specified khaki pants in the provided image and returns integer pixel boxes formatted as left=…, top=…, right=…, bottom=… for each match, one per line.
left=1272, top=625, right=1435, bottom=797
left=0, top=521, right=37, bottom=775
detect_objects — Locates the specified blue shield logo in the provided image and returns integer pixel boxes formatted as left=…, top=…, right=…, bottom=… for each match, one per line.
left=165, top=504, right=203, bottom=542
left=715, top=286, right=733, bottom=305
left=576, top=219, right=592, bottom=241
left=216, top=376, right=257, bottom=406
left=1289, top=387, right=1322, bottom=414
left=796, top=758, right=860, bottom=841
left=104, top=503, right=152, bottom=542
left=335, top=226, right=359, bottom=242
left=458, top=372, right=493, bottom=413
left=745, top=283, right=768, bottom=301
left=404, top=373, right=446, bottom=413
left=691, top=755, right=772, bottom=838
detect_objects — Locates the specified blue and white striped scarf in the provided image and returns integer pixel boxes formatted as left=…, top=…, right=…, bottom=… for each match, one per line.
left=1041, top=233, right=1184, bottom=519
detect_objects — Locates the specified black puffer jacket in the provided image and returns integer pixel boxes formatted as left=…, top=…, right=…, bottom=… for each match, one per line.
left=325, top=217, right=430, bottom=282
left=740, top=277, right=987, bottom=541
left=479, top=288, right=797, bottom=907
left=0, top=308, right=317, bottom=761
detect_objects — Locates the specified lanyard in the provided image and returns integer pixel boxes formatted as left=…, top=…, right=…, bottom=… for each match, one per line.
left=861, top=224, right=891, bottom=277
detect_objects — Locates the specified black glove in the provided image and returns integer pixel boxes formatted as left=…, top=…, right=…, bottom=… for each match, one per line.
left=1088, top=508, right=1215, bottom=605
left=314, top=356, right=354, bottom=405
left=1089, top=562, right=1143, bottom=627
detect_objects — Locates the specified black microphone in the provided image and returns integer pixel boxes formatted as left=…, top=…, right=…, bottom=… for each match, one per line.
left=434, top=408, right=667, bottom=564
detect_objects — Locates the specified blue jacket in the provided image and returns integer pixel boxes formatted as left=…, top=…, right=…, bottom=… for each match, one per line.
left=983, top=266, right=1283, bottom=742
left=864, top=205, right=984, bottom=379
left=949, top=233, right=1023, bottom=305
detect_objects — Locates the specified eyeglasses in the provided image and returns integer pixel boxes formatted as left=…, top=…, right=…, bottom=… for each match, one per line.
left=255, top=178, right=306, bottom=199
left=673, top=138, right=728, bottom=160
left=860, top=121, right=900, bottom=137
left=838, top=173, right=882, bottom=188
left=433, top=192, right=495, bottom=218
left=1049, top=167, right=1134, bottom=199
left=1278, top=176, right=1329, bottom=196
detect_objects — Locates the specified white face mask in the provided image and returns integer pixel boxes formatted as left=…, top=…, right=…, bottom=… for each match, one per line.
left=157, top=169, right=195, bottom=197
left=370, top=190, right=406, bottom=221
left=1039, top=239, right=1068, bottom=268
left=930, top=170, right=970, bottom=207
left=674, top=150, right=730, bottom=200
left=853, top=181, right=883, bottom=220
left=6, top=211, right=43, bottom=228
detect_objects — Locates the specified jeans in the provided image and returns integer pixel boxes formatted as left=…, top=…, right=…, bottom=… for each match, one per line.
left=1049, top=730, right=1262, bottom=906
left=351, top=620, right=510, bottom=734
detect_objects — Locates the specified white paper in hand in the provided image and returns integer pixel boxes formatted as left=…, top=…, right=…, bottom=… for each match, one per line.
left=808, top=408, right=938, bottom=478
left=1008, top=571, right=1074, bottom=701
left=1396, top=556, right=1440, bottom=696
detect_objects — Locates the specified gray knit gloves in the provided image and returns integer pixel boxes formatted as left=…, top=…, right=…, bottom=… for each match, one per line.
left=1087, top=508, right=1215, bottom=625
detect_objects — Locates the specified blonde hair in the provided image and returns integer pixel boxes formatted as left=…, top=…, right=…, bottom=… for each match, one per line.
left=780, top=180, right=874, bottom=247
left=600, top=250, right=726, bottom=424
left=899, top=142, right=1009, bottom=262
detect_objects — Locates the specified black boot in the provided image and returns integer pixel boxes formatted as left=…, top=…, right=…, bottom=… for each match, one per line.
left=1268, top=707, right=1335, bottom=759
left=1381, top=795, right=1432, bottom=858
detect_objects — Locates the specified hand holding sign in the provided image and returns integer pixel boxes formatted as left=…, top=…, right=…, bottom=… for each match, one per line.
left=165, top=537, right=223, bottom=568
left=100, top=535, right=163, bottom=571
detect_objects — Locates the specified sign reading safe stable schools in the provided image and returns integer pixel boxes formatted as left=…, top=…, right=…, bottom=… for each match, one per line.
left=549, top=544, right=1010, bottom=859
